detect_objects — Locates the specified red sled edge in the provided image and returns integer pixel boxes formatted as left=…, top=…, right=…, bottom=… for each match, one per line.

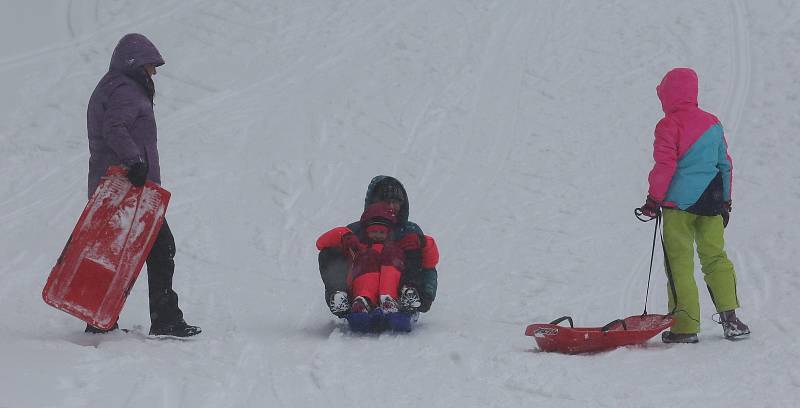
left=525, top=314, right=674, bottom=354
left=42, top=166, right=170, bottom=330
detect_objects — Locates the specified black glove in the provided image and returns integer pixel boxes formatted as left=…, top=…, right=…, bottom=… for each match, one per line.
left=125, top=161, right=148, bottom=187
left=721, top=201, right=731, bottom=228
left=638, top=196, right=661, bottom=219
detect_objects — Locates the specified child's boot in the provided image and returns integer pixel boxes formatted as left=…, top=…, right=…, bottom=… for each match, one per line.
left=719, top=310, right=750, bottom=339
left=379, top=294, right=399, bottom=314
left=661, top=331, right=699, bottom=344
left=351, top=296, right=372, bottom=314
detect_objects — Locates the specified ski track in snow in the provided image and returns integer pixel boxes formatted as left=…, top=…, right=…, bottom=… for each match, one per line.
left=2, top=1, right=800, bottom=407
left=0, top=0, right=185, bottom=71
left=722, top=0, right=752, bottom=140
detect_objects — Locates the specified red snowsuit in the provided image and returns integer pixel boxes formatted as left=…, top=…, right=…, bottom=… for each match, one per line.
left=316, top=226, right=439, bottom=306
left=349, top=238, right=404, bottom=305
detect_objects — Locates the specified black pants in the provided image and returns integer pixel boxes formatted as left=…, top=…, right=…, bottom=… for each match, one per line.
left=319, top=248, right=350, bottom=303
left=146, top=219, right=184, bottom=326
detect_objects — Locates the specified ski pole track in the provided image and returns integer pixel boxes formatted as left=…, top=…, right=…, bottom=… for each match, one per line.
left=729, top=247, right=769, bottom=318
left=117, top=372, right=153, bottom=408
left=306, top=326, right=352, bottom=396
left=0, top=0, right=186, bottom=72
left=0, top=181, right=83, bottom=225
left=197, top=341, right=272, bottom=408
left=422, top=0, right=555, bottom=246
left=722, top=0, right=752, bottom=141
left=0, top=252, right=32, bottom=325
left=398, top=5, right=519, bottom=194
left=618, top=239, right=660, bottom=315
left=0, top=152, right=84, bottom=210
left=473, top=4, right=544, bottom=202
left=158, top=1, right=429, bottom=135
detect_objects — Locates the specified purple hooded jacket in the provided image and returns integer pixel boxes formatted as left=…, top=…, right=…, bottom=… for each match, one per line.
left=86, top=33, right=165, bottom=196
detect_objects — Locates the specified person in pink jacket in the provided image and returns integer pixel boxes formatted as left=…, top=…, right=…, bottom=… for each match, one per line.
left=639, top=68, right=749, bottom=343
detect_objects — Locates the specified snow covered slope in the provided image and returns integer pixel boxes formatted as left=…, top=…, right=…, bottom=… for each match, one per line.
left=2, top=1, right=799, bottom=406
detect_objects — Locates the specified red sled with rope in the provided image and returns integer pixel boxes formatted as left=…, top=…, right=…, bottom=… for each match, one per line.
left=42, top=166, right=170, bottom=330
left=525, top=208, right=677, bottom=354
left=525, top=314, right=674, bottom=354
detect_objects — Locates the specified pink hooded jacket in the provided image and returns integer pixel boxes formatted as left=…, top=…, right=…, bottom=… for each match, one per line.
left=647, top=68, right=733, bottom=209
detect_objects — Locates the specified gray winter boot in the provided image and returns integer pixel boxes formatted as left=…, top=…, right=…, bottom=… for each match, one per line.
left=661, top=331, right=699, bottom=344
left=719, top=310, right=750, bottom=340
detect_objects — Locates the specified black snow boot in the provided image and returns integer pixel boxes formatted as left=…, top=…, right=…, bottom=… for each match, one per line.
left=149, top=319, right=202, bottom=338
left=398, top=286, right=422, bottom=312
left=85, top=323, right=119, bottom=334
left=328, top=290, right=350, bottom=317
left=719, top=310, right=750, bottom=340
left=661, top=331, right=699, bottom=344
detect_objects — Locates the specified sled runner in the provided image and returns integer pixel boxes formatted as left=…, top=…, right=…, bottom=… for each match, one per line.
left=525, top=314, right=674, bottom=354
left=43, top=166, right=170, bottom=330
left=346, top=310, right=419, bottom=333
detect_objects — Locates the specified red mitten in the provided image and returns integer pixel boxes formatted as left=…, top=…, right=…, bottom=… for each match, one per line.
left=342, top=233, right=367, bottom=257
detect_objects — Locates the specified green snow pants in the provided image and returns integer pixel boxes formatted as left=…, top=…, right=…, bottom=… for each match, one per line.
left=662, top=208, right=740, bottom=334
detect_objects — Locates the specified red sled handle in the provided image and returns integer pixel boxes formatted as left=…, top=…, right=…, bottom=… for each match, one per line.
left=601, top=319, right=628, bottom=332
left=546, top=316, right=628, bottom=332
left=549, top=316, right=574, bottom=327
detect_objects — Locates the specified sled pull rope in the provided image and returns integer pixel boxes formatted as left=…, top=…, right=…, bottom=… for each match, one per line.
left=639, top=213, right=661, bottom=315
left=634, top=209, right=688, bottom=319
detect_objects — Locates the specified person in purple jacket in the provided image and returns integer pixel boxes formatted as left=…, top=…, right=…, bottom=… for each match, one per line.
left=85, top=33, right=200, bottom=337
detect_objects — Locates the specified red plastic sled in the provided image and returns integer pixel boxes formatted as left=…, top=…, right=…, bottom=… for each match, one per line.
left=525, top=314, right=674, bottom=354
left=42, top=166, right=170, bottom=330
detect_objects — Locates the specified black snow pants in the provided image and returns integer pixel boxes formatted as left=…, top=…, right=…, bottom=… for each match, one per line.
left=319, top=247, right=350, bottom=303
left=146, top=219, right=184, bottom=326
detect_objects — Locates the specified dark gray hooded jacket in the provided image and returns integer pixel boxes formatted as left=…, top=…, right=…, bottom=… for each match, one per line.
left=86, top=33, right=164, bottom=196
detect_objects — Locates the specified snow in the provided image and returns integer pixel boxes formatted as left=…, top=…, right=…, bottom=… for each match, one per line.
left=1, top=1, right=799, bottom=407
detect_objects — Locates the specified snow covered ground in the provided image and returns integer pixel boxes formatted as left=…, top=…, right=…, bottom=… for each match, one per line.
left=2, top=1, right=799, bottom=406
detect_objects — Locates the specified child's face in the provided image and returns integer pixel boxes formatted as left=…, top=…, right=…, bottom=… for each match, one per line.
left=367, top=229, right=388, bottom=242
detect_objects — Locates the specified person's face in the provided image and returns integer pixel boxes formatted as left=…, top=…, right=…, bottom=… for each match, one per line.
left=143, top=64, right=157, bottom=77
left=367, top=228, right=388, bottom=242
left=384, top=199, right=402, bottom=213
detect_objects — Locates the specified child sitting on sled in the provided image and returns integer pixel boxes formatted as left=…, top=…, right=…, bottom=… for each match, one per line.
left=317, top=202, right=406, bottom=314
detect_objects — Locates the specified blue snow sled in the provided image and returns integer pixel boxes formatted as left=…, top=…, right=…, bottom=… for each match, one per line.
left=346, top=309, right=419, bottom=333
